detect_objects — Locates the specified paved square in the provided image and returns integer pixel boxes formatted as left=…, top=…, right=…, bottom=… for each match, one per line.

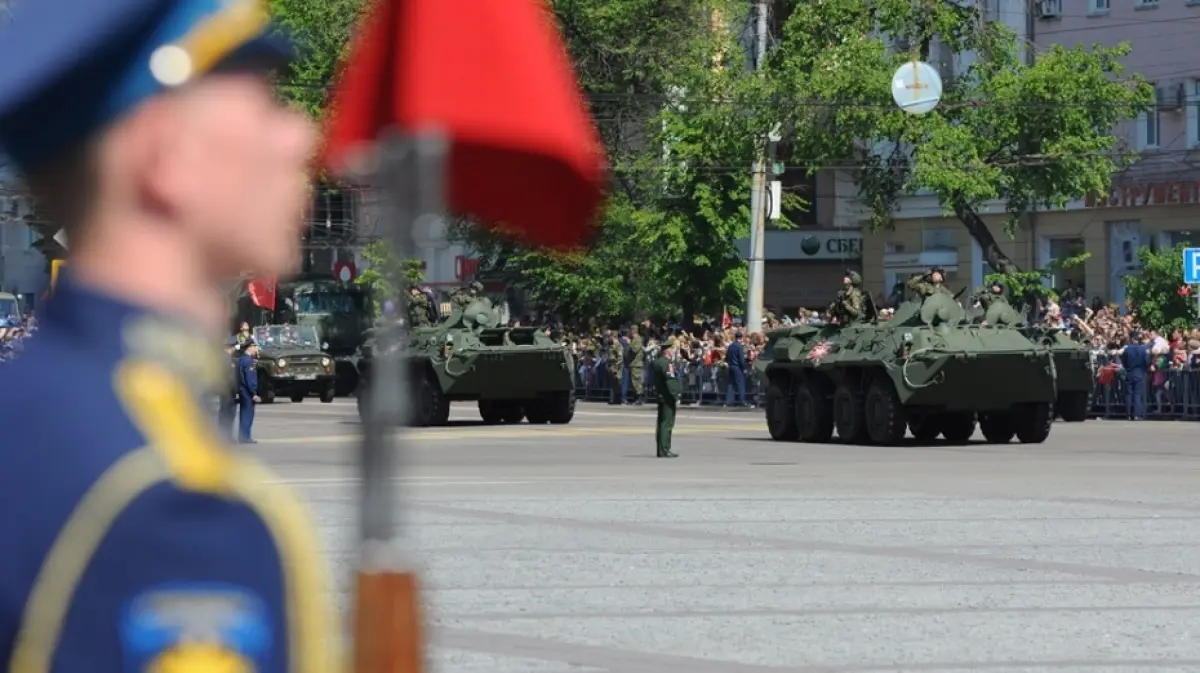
left=253, top=399, right=1200, bottom=672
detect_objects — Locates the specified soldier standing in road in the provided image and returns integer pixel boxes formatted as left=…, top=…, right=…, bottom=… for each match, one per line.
left=0, top=1, right=340, bottom=668
left=628, top=325, right=645, bottom=405
left=652, top=337, right=682, bottom=458
left=607, top=331, right=624, bottom=405
left=238, top=340, right=261, bottom=444
left=407, top=283, right=433, bottom=328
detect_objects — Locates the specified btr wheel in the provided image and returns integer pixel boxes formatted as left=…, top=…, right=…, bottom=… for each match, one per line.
left=502, top=402, right=526, bottom=424
left=907, top=414, right=942, bottom=443
left=765, top=382, right=799, bottom=441
left=833, top=384, right=868, bottom=444
left=940, top=412, right=977, bottom=444
left=864, top=379, right=906, bottom=446
left=478, top=400, right=503, bottom=424
left=290, top=393, right=305, bottom=403
left=546, top=391, right=576, bottom=425
left=413, top=370, right=450, bottom=427
left=794, top=377, right=834, bottom=443
left=1055, top=390, right=1089, bottom=423
left=525, top=403, right=549, bottom=424
left=978, top=412, right=1016, bottom=444
left=1014, top=402, right=1052, bottom=444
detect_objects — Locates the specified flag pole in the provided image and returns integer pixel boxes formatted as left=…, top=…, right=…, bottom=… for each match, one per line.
left=353, top=128, right=448, bottom=673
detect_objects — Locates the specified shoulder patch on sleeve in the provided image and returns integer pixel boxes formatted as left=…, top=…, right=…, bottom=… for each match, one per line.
left=121, top=584, right=272, bottom=673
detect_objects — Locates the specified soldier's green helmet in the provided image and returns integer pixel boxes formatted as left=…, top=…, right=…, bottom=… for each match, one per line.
left=989, top=278, right=1005, bottom=293
left=845, top=270, right=863, bottom=286
left=469, top=280, right=484, bottom=292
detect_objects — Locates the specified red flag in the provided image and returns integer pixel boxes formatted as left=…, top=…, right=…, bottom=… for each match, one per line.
left=322, top=0, right=607, bottom=249
left=721, top=309, right=732, bottom=329
left=247, top=276, right=277, bottom=311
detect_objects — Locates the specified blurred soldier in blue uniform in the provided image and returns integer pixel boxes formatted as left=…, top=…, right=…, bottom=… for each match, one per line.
left=1121, top=331, right=1151, bottom=421
left=725, top=331, right=748, bottom=407
left=238, top=339, right=261, bottom=443
left=0, top=0, right=341, bottom=671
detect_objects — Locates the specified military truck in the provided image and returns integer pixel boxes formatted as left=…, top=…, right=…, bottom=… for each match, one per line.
left=758, top=291, right=1080, bottom=446
left=251, top=324, right=337, bottom=403
left=232, top=274, right=372, bottom=394
left=356, top=296, right=576, bottom=426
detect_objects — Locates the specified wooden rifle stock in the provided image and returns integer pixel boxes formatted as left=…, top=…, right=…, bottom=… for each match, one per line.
left=353, top=569, right=425, bottom=673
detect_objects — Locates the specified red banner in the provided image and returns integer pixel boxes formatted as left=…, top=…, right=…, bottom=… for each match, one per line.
left=247, top=276, right=278, bottom=311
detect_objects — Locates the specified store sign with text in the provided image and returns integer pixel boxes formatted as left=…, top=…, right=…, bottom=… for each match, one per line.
left=1086, top=180, right=1200, bottom=209
left=796, top=231, right=863, bottom=260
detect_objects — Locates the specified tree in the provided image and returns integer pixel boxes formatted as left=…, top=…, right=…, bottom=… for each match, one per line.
left=450, top=0, right=778, bottom=323
left=1124, top=245, right=1199, bottom=332
left=353, top=240, right=425, bottom=318
left=267, top=0, right=363, bottom=119
left=764, top=0, right=1154, bottom=274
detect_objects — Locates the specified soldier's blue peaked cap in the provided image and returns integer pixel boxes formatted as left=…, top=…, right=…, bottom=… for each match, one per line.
left=0, top=0, right=295, bottom=172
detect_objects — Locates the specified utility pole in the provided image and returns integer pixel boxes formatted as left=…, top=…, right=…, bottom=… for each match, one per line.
left=745, top=0, right=769, bottom=334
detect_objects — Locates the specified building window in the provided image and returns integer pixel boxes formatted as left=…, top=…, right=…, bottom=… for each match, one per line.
left=1135, top=0, right=1157, bottom=6
left=1088, top=0, right=1108, bottom=12
left=1046, top=237, right=1086, bottom=295
left=921, top=227, right=957, bottom=251
left=307, top=186, right=355, bottom=243
left=1139, top=89, right=1161, bottom=149
left=1157, top=230, right=1195, bottom=251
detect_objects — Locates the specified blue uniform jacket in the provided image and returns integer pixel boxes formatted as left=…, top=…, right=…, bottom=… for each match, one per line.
left=1121, top=343, right=1151, bottom=379
left=0, top=277, right=339, bottom=673
left=726, top=340, right=747, bottom=374
left=239, top=353, right=259, bottom=396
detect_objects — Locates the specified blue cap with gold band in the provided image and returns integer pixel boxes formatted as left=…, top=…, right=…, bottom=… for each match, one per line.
left=0, top=0, right=294, bottom=172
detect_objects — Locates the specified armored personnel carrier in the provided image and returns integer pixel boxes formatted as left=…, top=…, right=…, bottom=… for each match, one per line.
left=759, top=291, right=1079, bottom=446
left=356, top=297, right=576, bottom=426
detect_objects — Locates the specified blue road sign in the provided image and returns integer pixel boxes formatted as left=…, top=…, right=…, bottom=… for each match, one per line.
left=1186, top=248, right=1200, bottom=284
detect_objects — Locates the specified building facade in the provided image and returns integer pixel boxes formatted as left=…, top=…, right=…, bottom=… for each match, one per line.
left=853, top=0, right=1199, bottom=305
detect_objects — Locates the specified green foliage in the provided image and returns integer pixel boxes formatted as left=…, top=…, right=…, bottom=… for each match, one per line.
left=353, top=240, right=425, bottom=318
left=767, top=0, right=1154, bottom=273
left=985, top=253, right=1090, bottom=305
left=451, top=0, right=765, bottom=322
left=267, top=0, right=363, bottom=118
left=1123, top=245, right=1199, bottom=332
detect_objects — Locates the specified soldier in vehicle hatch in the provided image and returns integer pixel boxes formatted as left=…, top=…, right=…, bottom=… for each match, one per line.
left=407, top=284, right=434, bottom=328
left=906, top=266, right=953, bottom=299
left=830, top=269, right=865, bottom=325
left=975, top=279, right=1008, bottom=309
left=450, top=280, right=484, bottom=309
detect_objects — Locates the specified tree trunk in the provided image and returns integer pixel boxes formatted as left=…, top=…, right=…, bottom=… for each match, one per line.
left=950, top=199, right=1021, bottom=274
left=680, top=293, right=695, bottom=330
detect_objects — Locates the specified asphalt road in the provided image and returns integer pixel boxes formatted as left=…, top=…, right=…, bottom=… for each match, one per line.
left=254, top=398, right=1200, bottom=672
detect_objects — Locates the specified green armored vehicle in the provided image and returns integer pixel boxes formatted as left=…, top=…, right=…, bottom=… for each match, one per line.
left=356, top=296, right=576, bottom=426
left=759, top=291, right=1075, bottom=446
left=251, top=324, right=336, bottom=403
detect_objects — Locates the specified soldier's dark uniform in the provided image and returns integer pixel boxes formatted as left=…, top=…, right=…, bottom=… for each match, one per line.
left=407, top=285, right=434, bottom=328
left=449, top=280, right=484, bottom=310
left=831, top=270, right=866, bottom=324
left=652, top=338, right=682, bottom=458
left=0, top=0, right=340, bottom=670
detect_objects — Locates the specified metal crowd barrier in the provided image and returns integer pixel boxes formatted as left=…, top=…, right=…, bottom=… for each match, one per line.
left=571, top=354, right=1200, bottom=421
left=573, top=358, right=764, bottom=407
left=1087, top=355, right=1200, bottom=421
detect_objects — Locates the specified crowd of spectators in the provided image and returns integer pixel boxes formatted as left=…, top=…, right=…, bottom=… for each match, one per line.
left=0, top=312, right=35, bottom=364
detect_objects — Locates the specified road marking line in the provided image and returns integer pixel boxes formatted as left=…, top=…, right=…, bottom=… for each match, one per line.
left=270, top=476, right=740, bottom=486
left=256, top=423, right=760, bottom=445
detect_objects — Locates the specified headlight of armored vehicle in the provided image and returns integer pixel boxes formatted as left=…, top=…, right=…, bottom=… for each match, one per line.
left=277, top=358, right=287, bottom=368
